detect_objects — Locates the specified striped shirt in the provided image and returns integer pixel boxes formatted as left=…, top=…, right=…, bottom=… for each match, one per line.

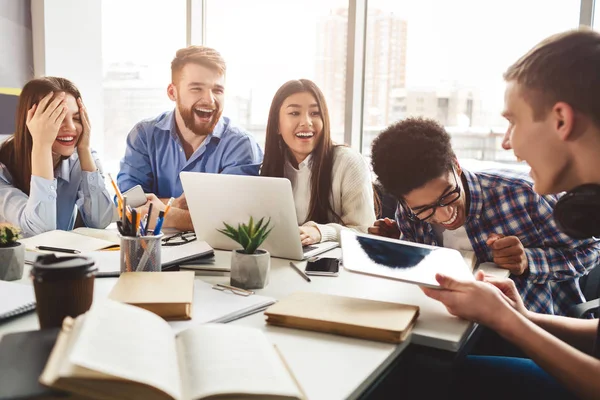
left=395, top=168, right=600, bottom=316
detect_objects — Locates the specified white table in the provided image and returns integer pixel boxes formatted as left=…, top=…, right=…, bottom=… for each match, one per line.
left=0, top=248, right=507, bottom=400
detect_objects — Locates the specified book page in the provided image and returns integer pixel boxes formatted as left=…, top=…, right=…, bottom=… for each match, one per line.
left=68, top=300, right=182, bottom=400
left=20, top=230, right=117, bottom=252
left=176, top=324, right=301, bottom=400
left=73, top=227, right=121, bottom=245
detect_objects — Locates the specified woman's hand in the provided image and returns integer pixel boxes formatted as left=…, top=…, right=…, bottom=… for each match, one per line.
left=299, top=225, right=322, bottom=246
left=26, top=92, right=67, bottom=148
left=76, top=97, right=91, bottom=151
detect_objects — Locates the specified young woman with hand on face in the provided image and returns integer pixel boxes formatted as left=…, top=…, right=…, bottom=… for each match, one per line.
left=261, top=79, right=376, bottom=246
left=0, top=77, right=113, bottom=237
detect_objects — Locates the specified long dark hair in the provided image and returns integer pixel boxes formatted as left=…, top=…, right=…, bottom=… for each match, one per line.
left=0, top=77, right=81, bottom=196
left=261, top=79, right=341, bottom=224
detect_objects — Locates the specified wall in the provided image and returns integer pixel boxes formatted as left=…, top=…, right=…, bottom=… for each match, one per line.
left=0, top=0, right=33, bottom=136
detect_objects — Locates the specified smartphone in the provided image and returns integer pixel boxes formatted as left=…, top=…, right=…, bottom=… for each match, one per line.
left=305, top=257, right=340, bottom=276
left=122, top=185, right=147, bottom=208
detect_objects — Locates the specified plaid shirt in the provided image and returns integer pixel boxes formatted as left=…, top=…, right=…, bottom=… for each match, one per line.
left=395, top=168, right=600, bottom=316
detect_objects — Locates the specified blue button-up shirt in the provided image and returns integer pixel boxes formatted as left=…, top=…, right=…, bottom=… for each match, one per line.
left=395, top=168, right=600, bottom=316
left=0, top=151, right=114, bottom=238
left=117, top=110, right=263, bottom=197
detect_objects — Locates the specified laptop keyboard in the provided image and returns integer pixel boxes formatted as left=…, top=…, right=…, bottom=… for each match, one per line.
left=302, top=245, right=318, bottom=253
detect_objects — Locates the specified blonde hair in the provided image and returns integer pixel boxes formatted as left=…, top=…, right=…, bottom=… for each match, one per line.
left=171, top=46, right=226, bottom=83
left=504, top=29, right=600, bottom=124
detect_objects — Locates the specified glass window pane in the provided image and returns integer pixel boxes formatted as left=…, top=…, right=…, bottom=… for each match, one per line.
left=362, top=0, right=580, bottom=165
left=102, top=0, right=186, bottom=174
left=204, top=0, right=348, bottom=147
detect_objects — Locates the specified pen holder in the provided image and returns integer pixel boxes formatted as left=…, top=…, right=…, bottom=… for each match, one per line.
left=120, top=233, right=163, bottom=273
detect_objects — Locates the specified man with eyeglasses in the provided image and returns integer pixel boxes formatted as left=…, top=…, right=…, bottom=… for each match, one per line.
left=368, top=117, right=600, bottom=316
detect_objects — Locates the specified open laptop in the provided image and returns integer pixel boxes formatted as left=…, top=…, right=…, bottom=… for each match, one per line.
left=180, top=172, right=338, bottom=260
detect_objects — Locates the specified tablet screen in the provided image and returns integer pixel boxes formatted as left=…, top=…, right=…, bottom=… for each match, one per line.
left=340, top=231, right=474, bottom=288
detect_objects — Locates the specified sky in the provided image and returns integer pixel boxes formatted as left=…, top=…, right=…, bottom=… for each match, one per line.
left=101, top=0, right=582, bottom=128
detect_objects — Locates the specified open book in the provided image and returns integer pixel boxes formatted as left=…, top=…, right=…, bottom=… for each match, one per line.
left=40, top=300, right=304, bottom=400
left=21, top=229, right=119, bottom=253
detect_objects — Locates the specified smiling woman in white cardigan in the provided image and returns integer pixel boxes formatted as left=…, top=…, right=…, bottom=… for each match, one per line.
left=261, top=79, right=376, bottom=246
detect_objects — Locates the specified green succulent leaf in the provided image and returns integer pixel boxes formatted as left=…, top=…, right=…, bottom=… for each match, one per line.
left=216, top=217, right=273, bottom=254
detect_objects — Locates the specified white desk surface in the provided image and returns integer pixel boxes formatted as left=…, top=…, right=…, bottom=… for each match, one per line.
left=0, top=247, right=508, bottom=400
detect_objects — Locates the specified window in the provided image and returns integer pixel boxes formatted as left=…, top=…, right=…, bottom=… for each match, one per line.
left=361, top=0, right=580, bottom=164
left=101, top=0, right=186, bottom=174
left=203, top=0, right=348, bottom=147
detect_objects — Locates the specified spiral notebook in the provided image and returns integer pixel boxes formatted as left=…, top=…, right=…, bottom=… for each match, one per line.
left=0, top=281, right=36, bottom=322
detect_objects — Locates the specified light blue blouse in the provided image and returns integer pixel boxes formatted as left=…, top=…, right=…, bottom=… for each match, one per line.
left=0, top=151, right=114, bottom=237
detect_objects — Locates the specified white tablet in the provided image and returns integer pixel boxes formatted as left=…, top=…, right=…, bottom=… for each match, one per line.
left=340, top=230, right=475, bottom=288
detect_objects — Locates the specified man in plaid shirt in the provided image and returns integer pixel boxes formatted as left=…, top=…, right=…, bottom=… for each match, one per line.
left=369, top=117, right=600, bottom=316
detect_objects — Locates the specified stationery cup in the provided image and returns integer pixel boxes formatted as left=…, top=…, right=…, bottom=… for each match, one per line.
left=30, top=254, right=97, bottom=329
left=120, top=233, right=163, bottom=273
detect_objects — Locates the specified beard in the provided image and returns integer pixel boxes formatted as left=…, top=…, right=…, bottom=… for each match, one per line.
left=177, top=99, right=222, bottom=136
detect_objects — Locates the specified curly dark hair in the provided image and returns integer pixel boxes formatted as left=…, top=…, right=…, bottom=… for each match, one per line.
left=371, top=117, right=456, bottom=198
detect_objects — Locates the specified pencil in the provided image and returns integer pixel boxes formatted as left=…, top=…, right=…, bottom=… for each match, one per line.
left=107, top=173, right=123, bottom=202
left=164, top=197, right=175, bottom=217
left=289, top=262, right=311, bottom=282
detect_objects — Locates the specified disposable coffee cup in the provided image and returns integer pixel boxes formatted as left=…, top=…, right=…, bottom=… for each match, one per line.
left=30, top=254, right=97, bottom=329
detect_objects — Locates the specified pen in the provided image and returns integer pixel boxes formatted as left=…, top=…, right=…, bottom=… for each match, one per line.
left=289, top=262, right=311, bottom=282
left=132, top=209, right=139, bottom=237
left=140, top=214, right=148, bottom=236
left=153, top=211, right=165, bottom=235
left=36, top=246, right=81, bottom=254
left=96, top=271, right=121, bottom=278
left=144, top=203, right=153, bottom=236
left=122, top=196, right=128, bottom=233
left=212, top=283, right=254, bottom=296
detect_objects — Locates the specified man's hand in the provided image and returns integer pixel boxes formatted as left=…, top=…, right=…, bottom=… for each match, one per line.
left=482, top=274, right=529, bottom=318
left=172, top=194, right=188, bottom=210
left=421, top=271, right=519, bottom=330
left=486, top=234, right=529, bottom=276
left=299, top=226, right=321, bottom=246
left=367, top=217, right=400, bottom=238
left=136, top=194, right=166, bottom=229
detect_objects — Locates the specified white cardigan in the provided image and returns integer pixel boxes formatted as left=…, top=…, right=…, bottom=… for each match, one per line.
left=284, top=146, right=376, bottom=242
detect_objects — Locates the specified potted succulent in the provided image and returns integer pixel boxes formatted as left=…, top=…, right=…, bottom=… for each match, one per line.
left=0, top=223, right=24, bottom=281
left=218, top=217, right=273, bottom=289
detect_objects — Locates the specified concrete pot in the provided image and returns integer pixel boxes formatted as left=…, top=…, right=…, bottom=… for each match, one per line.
left=230, top=249, right=270, bottom=290
left=0, top=242, right=25, bottom=281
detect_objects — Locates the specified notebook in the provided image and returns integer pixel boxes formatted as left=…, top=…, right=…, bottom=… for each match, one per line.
left=0, top=281, right=36, bottom=322
left=26, top=240, right=215, bottom=277
left=161, top=240, right=214, bottom=268
left=40, top=300, right=304, bottom=400
left=108, top=271, right=195, bottom=320
left=20, top=230, right=119, bottom=253
left=0, top=328, right=74, bottom=400
left=168, top=280, right=276, bottom=333
left=264, top=292, right=419, bottom=343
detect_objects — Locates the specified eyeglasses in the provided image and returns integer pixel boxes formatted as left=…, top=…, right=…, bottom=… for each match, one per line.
left=403, top=169, right=462, bottom=222
left=161, top=231, right=197, bottom=246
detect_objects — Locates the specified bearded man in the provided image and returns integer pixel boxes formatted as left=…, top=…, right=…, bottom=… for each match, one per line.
left=117, top=46, right=263, bottom=230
